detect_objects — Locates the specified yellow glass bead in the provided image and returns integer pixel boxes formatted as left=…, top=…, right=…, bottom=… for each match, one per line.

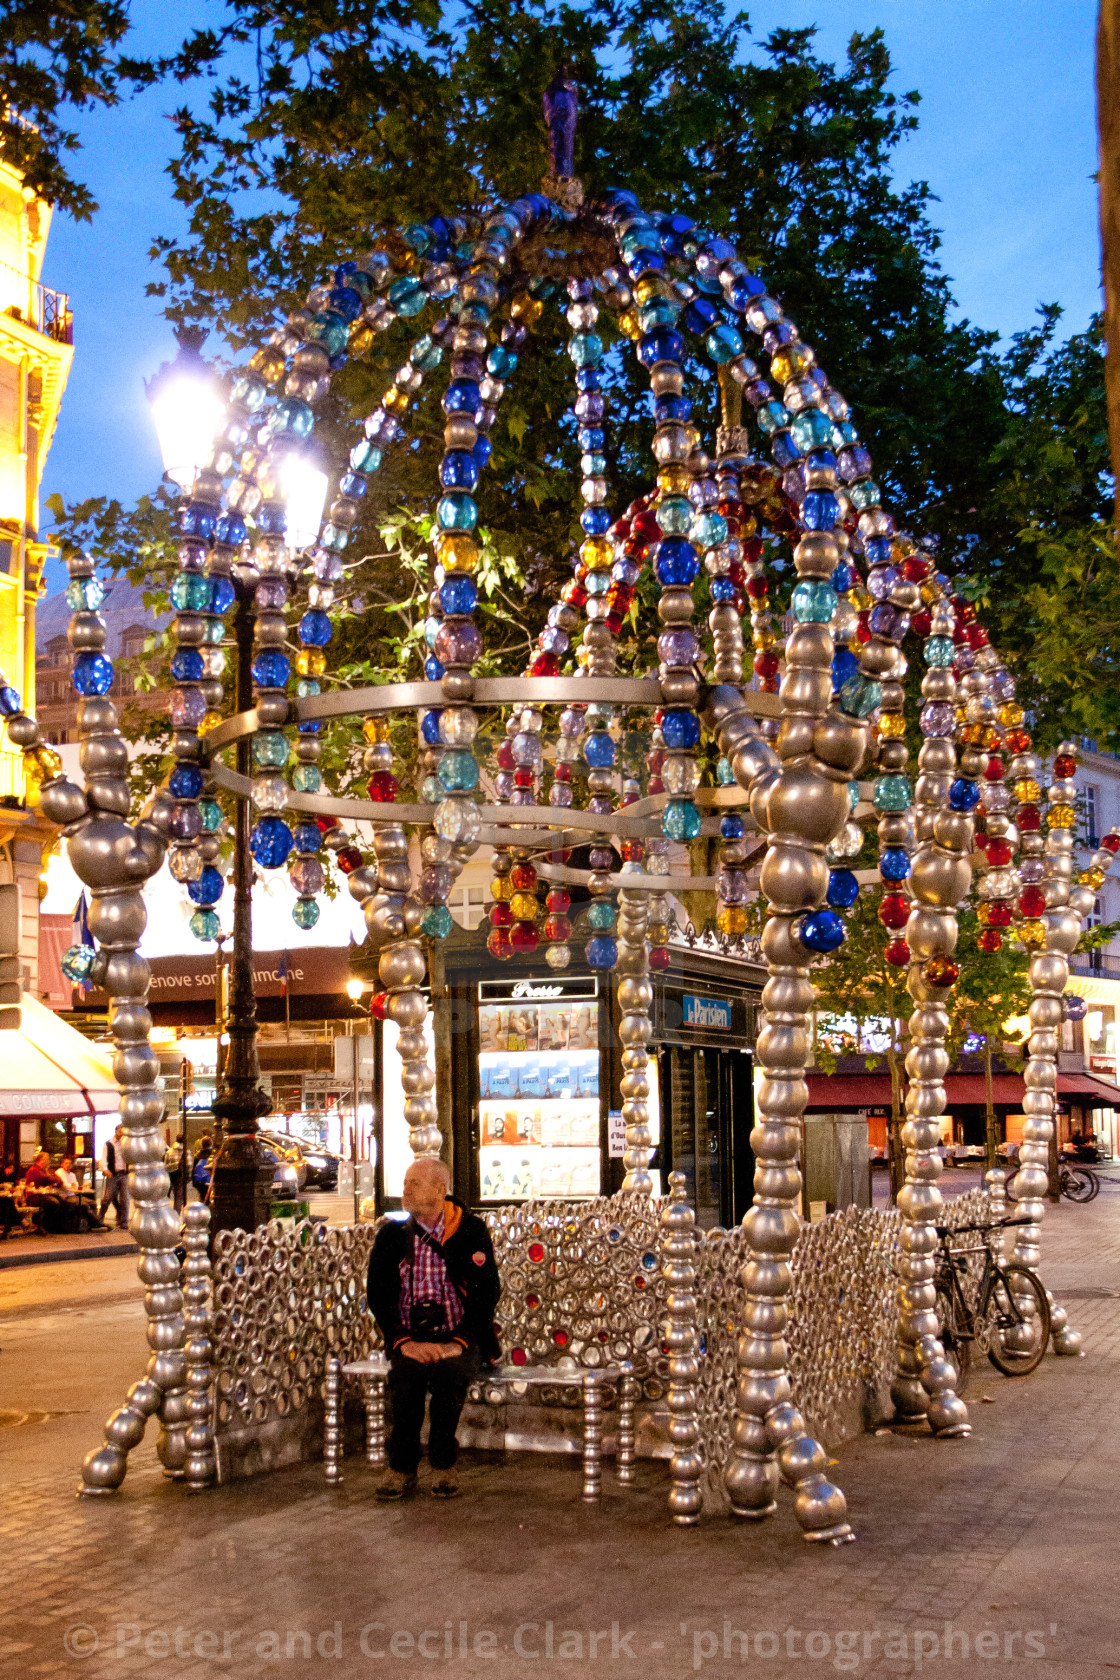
left=878, top=713, right=907, bottom=739
left=25, top=744, right=61, bottom=780
left=511, top=293, right=543, bottom=325
left=633, top=275, right=674, bottom=305
left=919, top=580, right=940, bottom=604
left=851, top=586, right=873, bottom=611
left=575, top=644, right=589, bottom=667
left=891, top=536, right=916, bottom=561
left=997, top=703, right=1024, bottom=728
left=770, top=347, right=808, bottom=385
left=961, top=722, right=996, bottom=748
left=753, top=626, right=778, bottom=651
left=977, top=903, right=992, bottom=925
left=1018, top=919, right=1046, bottom=948
left=1080, top=866, right=1106, bottom=890
left=648, top=923, right=670, bottom=946
left=363, top=717, right=390, bottom=745
left=383, top=385, right=410, bottom=413
left=509, top=891, right=539, bottom=922
left=580, top=537, right=612, bottom=569
left=348, top=323, right=376, bottom=357
left=437, top=533, right=479, bottom=573
left=717, top=906, right=749, bottom=936
left=200, top=711, right=224, bottom=735
left=1012, top=778, right=1040, bottom=803
left=657, top=464, right=690, bottom=495
left=295, top=649, right=327, bottom=677
left=618, top=309, right=641, bottom=340
left=249, top=346, right=286, bottom=383
left=739, top=513, right=758, bottom=539
left=1047, top=803, right=1076, bottom=828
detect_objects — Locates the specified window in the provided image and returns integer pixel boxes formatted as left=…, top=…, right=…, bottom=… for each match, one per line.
left=1085, top=785, right=1100, bottom=848
left=1089, top=897, right=1103, bottom=973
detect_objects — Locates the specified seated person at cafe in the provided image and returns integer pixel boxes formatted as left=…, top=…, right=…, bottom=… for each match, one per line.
left=23, top=1150, right=87, bottom=1234
left=0, top=1165, right=22, bottom=1235
left=366, top=1157, right=500, bottom=1502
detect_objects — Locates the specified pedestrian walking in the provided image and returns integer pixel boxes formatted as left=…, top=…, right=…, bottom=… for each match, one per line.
left=99, top=1126, right=129, bottom=1229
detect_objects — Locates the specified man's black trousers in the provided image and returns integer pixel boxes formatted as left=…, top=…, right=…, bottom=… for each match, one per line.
left=387, top=1345, right=480, bottom=1474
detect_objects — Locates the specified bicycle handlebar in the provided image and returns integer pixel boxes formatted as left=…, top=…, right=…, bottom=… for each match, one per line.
left=933, top=1216, right=1032, bottom=1237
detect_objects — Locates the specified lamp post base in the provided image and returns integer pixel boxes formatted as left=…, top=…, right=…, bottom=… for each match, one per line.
left=208, top=1133, right=276, bottom=1235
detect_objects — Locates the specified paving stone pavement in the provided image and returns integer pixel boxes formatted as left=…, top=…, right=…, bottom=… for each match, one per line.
left=3, top=1191, right=1119, bottom=1680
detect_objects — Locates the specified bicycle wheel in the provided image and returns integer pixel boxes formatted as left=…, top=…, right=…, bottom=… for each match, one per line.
left=1084, top=1168, right=1101, bottom=1202
left=934, top=1285, right=971, bottom=1389
left=1061, top=1168, right=1095, bottom=1204
left=985, top=1265, right=1051, bottom=1376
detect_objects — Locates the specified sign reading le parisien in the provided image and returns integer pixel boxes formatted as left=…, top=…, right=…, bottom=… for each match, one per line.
left=681, top=994, right=733, bottom=1032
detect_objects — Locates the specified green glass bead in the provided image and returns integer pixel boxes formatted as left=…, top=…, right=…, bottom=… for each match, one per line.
left=663, top=799, right=702, bottom=841
left=292, top=897, right=320, bottom=929
left=873, top=774, right=912, bottom=813
left=791, top=580, right=837, bottom=623
left=421, top=905, right=453, bottom=939
left=189, top=908, right=221, bottom=942
left=252, top=731, right=290, bottom=769
left=291, top=764, right=323, bottom=793
left=198, top=798, right=223, bottom=832
left=587, top=899, right=616, bottom=931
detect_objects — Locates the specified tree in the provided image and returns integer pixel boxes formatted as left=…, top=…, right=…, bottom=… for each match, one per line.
left=0, top=2, right=140, bottom=219
left=948, top=910, right=1032, bottom=1171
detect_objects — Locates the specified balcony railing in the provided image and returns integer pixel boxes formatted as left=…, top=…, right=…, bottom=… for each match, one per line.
left=0, top=257, right=72, bottom=345
left=1071, top=951, right=1120, bottom=978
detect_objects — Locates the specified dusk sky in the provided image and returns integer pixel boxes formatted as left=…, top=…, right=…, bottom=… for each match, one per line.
left=37, top=1, right=1101, bottom=594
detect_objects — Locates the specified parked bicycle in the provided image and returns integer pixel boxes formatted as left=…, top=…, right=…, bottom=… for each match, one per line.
left=933, top=1216, right=1051, bottom=1388
left=1058, top=1164, right=1099, bottom=1203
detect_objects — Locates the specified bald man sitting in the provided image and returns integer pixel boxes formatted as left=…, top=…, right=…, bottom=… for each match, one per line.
left=367, top=1157, right=500, bottom=1499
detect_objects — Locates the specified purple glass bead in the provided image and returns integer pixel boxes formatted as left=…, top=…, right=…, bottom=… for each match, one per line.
left=549, top=782, right=573, bottom=807
left=920, top=702, right=956, bottom=737
left=781, top=467, right=805, bottom=505
left=658, top=629, right=700, bottom=666
left=289, top=857, right=324, bottom=896
left=169, top=687, right=208, bottom=727
left=612, top=560, right=641, bottom=587
left=495, top=772, right=514, bottom=800
left=167, top=801, right=203, bottom=841
left=476, top=404, right=498, bottom=433
left=588, top=796, right=613, bottom=816
left=991, top=670, right=1015, bottom=700
left=955, top=646, right=976, bottom=673
left=869, top=602, right=909, bottom=642
left=575, top=392, right=605, bottom=421
left=433, top=618, right=482, bottom=667
left=589, top=846, right=615, bottom=869
left=510, top=789, right=534, bottom=806
left=419, top=863, right=454, bottom=903
left=177, top=539, right=207, bottom=570
left=540, top=627, right=569, bottom=654
left=717, top=868, right=749, bottom=905
left=1018, top=858, right=1045, bottom=884
left=256, top=578, right=289, bottom=609
left=867, top=565, right=899, bottom=601
left=559, top=708, right=585, bottom=736
left=311, top=550, right=345, bottom=582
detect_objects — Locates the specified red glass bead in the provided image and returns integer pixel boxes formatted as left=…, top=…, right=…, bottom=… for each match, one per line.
left=978, top=928, right=1003, bottom=953
left=511, top=1347, right=528, bottom=1366
left=955, top=600, right=977, bottom=624
left=509, top=920, right=539, bottom=953
left=315, top=815, right=338, bottom=833
left=632, top=510, right=661, bottom=542
left=496, top=741, right=515, bottom=771
left=513, top=768, right=535, bottom=788
left=718, top=497, right=744, bottom=521
left=1018, top=886, right=1046, bottom=918
left=553, top=1329, right=569, bottom=1347
left=745, top=575, right=769, bottom=600
left=901, top=556, right=931, bottom=582
left=621, top=840, right=644, bottom=861
left=986, top=838, right=1013, bottom=866
left=856, top=612, right=871, bottom=643
left=647, top=776, right=665, bottom=793
left=647, top=749, right=665, bottom=771
left=1017, top=804, right=1041, bottom=831
left=545, top=889, right=570, bottom=913
left=530, top=651, right=560, bottom=676
left=952, top=623, right=969, bottom=646
left=605, top=612, right=624, bottom=634
left=911, top=609, right=932, bottom=638
left=510, top=863, right=537, bottom=890
left=759, top=677, right=779, bottom=693
left=1004, top=728, right=1031, bottom=754
left=988, top=901, right=1013, bottom=927
left=879, top=893, right=910, bottom=931
left=966, top=624, right=988, bottom=650
left=1053, top=754, right=1077, bottom=779
left=649, top=945, right=671, bottom=971
left=728, top=560, right=745, bottom=586
left=924, top=956, right=959, bottom=987
left=1102, top=833, right=1120, bottom=853
left=754, top=651, right=780, bottom=679
left=524, top=1292, right=540, bottom=1309
left=336, top=846, right=363, bottom=873
left=544, top=914, right=572, bottom=942
left=527, top=1243, right=545, bottom=1263
left=489, top=904, right=513, bottom=928
left=367, top=771, right=398, bottom=802
left=553, top=762, right=572, bottom=782
left=743, top=537, right=764, bottom=564
left=885, top=938, right=910, bottom=967
left=984, top=757, right=1006, bottom=781
left=487, top=928, right=513, bottom=961
left=370, top=990, right=389, bottom=1020
left=562, top=581, right=587, bottom=608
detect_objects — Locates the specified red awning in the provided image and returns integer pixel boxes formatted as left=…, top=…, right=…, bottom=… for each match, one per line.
left=805, top=1072, right=1025, bottom=1110
left=1058, top=1072, right=1120, bottom=1108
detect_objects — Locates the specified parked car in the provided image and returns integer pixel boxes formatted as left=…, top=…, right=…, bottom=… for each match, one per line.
left=298, top=1148, right=341, bottom=1192
left=259, top=1132, right=308, bottom=1191
left=191, top=1139, right=300, bottom=1200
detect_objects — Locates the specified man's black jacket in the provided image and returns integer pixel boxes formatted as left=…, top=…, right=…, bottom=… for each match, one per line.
left=367, top=1198, right=501, bottom=1359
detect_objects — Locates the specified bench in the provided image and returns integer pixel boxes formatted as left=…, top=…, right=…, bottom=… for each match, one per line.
left=324, top=1355, right=637, bottom=1502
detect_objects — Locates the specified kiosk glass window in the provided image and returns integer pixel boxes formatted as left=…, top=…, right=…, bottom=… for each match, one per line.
left=478, top=983, right=601, bottom=1201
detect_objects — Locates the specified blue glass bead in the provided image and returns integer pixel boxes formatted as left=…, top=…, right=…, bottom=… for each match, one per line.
left=831, top=647, right=861, bottom=690
left=585, top=935, right=618, bottom=971
left=792, top=580, right=837, bottom=623
left=66, top=576, right=104, bottom=611
left=307, top=311, right=347, bottom=355
left=487, top=345, right=517, bottom=378
left=180, top=503, right=216, bottom=539
left=627, top=250, right=664, bottom=282
left=663, top=799, right=702, bottom=841
left=293, top=897, right=321, bottom=930
left=806, top=447, right=837, bottom=476
left=721, top=814, right=745, bottom=840
left=801, top=490, right=840, bottom=532
left=705, top=322, right=743, bottom=362
left=654, top=393, right=691, bottom=423
left=717, top=757, right=735, bottom=786
left=581, top=452, right=607, bottom=477
left=298, top=610, right=333, bottom=647
left=320, top=522, right=348, bottom=551
left=756, top=400, right=789, bottom=436
left=826, top=869, right=859, bottom=910
left=584, top=731, right=616, bottom=768
left=168, top=762, right=204, bottom=799
left=251, top=649, right=291, bottom=689
left=568, top=331, right=604, bottom=369
left=831, top=562, right=857, bottom=593
left=949, top=777, right=981, bottom=812
left=637, top=329, right=684, bottom=369
left=925, top=636, right=956, bottom=667
left=293, top=822, right=322, bottom=853
left=170, top=649, right=205, bottom=684
left=291, top=764, right=322, bottom=793
left=639, top=297, right=681, bottom=331
left=421, top=710, right=442, bottom=745
left=253, top=731, right=290, bottom=768
left=188, top=865, right=224, bottom=906
left=661, top=709, right=700, bottom=749
left=578, top=426, right=605, bottom=452
left=771, top=430, right=801, bottom=468
left=189, top=908, right=221, bottom=942
left=574, top=368, right=601, bottom=393
left=250, top=819, right=293, bottom=873
left=690, top=511, right=728, bottom=548
left=270, top=396, right=315, bottom=439
left=388, top=276, right=426, bottom=315
left=442, top=379, right=481, bottom=416
left=215, top=512, right=247, bottom=548
left=472, top=436, right=492, bottom=471
left=296, top=679, right=321, bottom=699
left=437, top=492, right=477, bottom=532
left=199, top=798, right=224, bottom=833
left=421, top=904, right=453, bottom=939
left=864, top=536, right=893, bottom=564
left=790, top=408, right=833, bottom=451
left=327, top=284, right=362, bottom=323
left=171, top=573, right=210, bottom=612
left=587, top=899, right=616, bottom=931
left=710, top=578, right=736, bottom=602
left=869, top=602, right=909, bottom=642
left=297, top=717, right=322, bottom=735
left=402, top=222, right=431, bottom=254
left=880, top=848, right=911, bottom=882
left=726, top=273, right=766, bottom=311
left=839, top=673, right=882, bottom=719
left=350, top=439, right=382, bottom=473
left=849, top=781, right=860, bottom=809
left=424, top=656, right=445, bottom=681
left=256, top=502, right=287, bottom=536
left=340, top=471, right=367, bottom=499
left=873, top=775, right=912, bottom=813
left=440, top=449, right=479, bottom=490
left=440, top=576, right=477, bottom=615
left=72, top=652, right=114, bottom=696
left=655, top=538, right=699, bottom=587
left=684, top=298, right=719, bottom=332
left=658, top=496, right=692, bottom=534
left=798, top=908, right=846, bottom=954
left=209, top=576, right=235, bottom=616
left=61, top=943, right=96, bottom=983
left=437, top=750, right=479, bottom=793
left=581, top=507, right=611, bottom=536
left=0, top=684, right=20, bottom=716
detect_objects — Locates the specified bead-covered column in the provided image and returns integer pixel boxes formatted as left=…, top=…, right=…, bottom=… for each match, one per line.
left=660, top=1171, right=702, bottom=1524
left=616, top=887, right=654, bottom=1192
